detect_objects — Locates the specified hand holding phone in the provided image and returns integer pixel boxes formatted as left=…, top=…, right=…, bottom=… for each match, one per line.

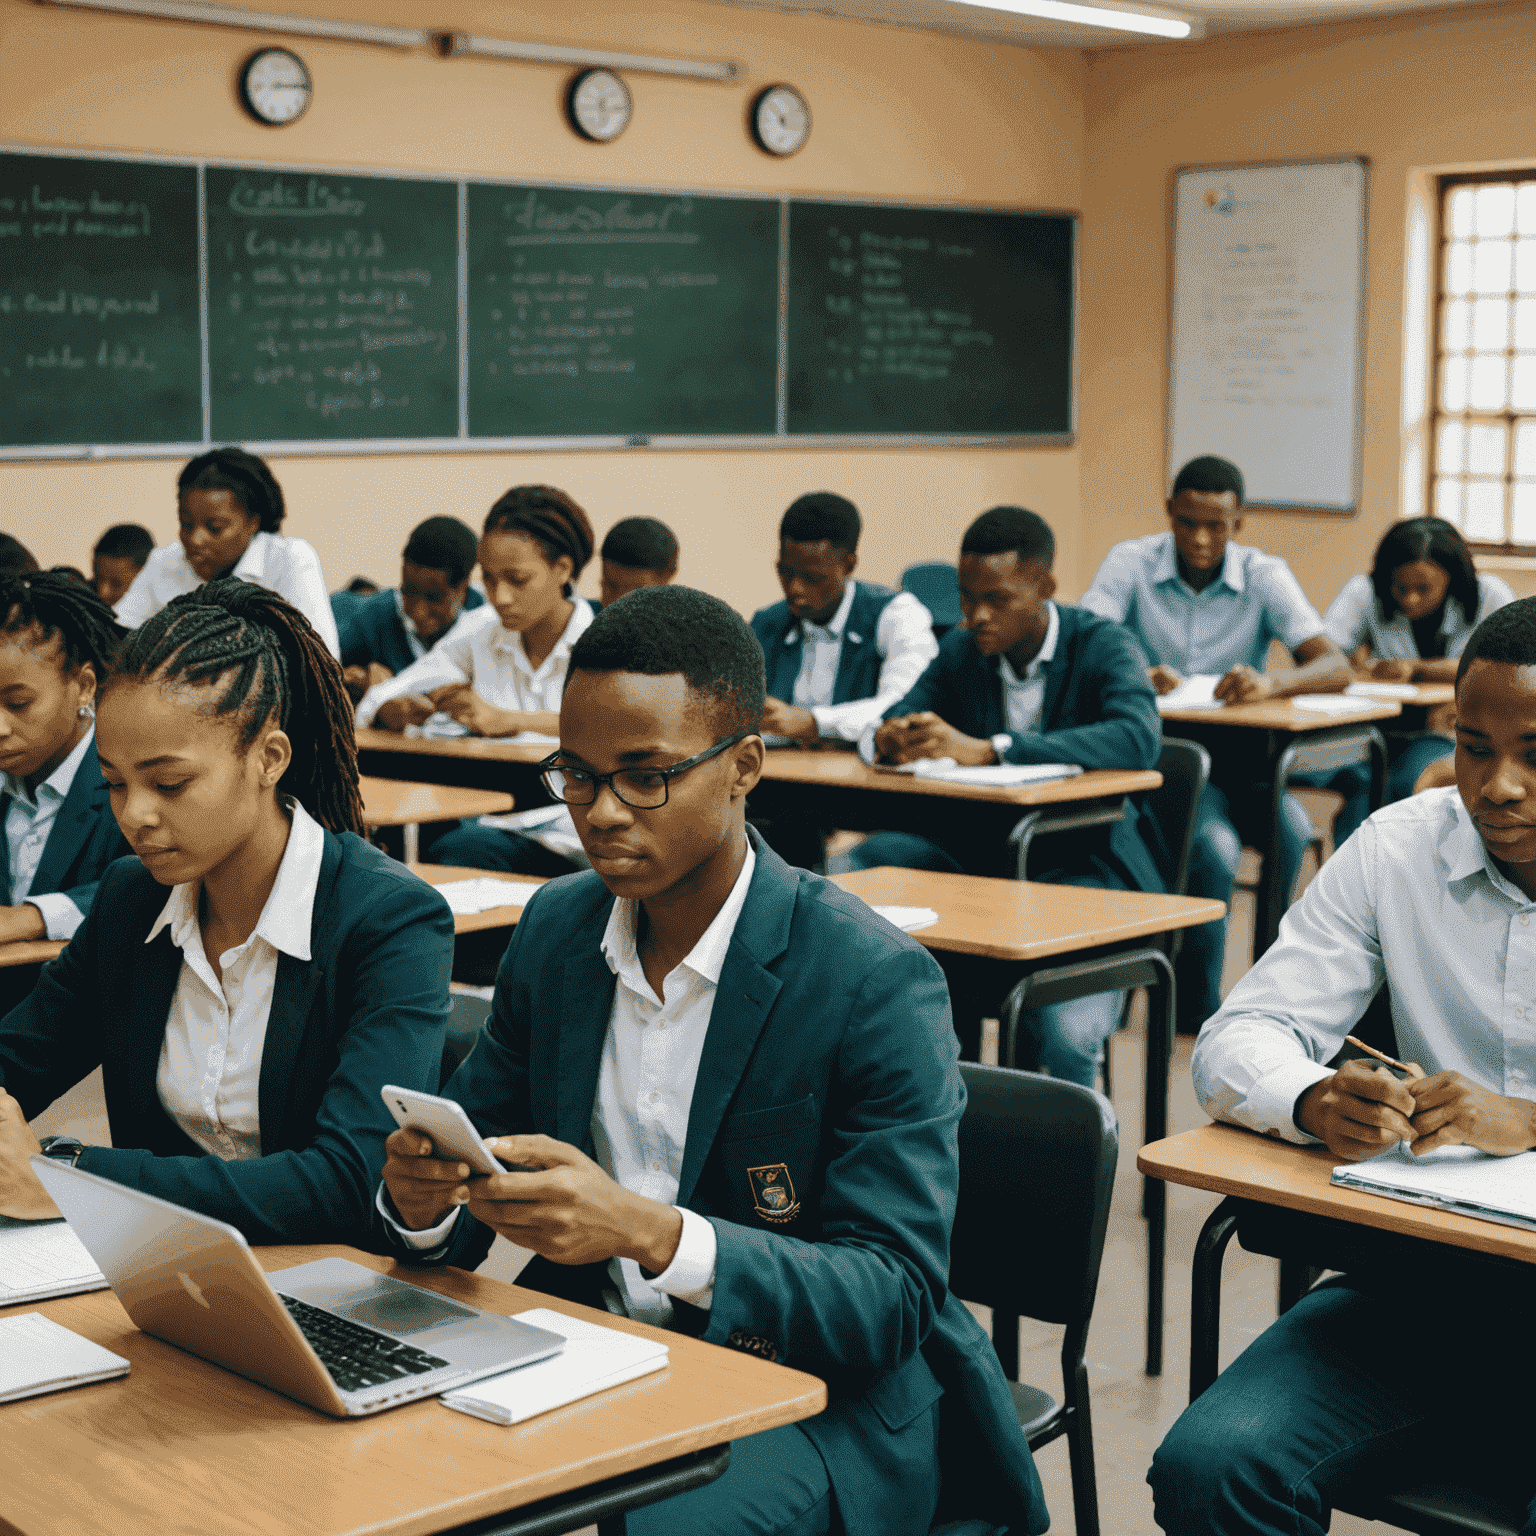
left=381, top=1086, right=502, bottom=1176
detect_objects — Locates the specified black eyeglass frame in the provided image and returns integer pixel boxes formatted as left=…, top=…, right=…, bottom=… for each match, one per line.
left=538, top=730, right=755, bottom=809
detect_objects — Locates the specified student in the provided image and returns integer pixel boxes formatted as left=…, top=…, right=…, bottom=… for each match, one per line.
left=91, top=523, right=154, bottom=608
left=1150, top=596, right=1536, bottom=1534
left=114, top=447, right=341, bottom=659
left=597, top=515, right=678, bottom=608
left=337, top=515, right=486, bottom=701
left=357, top=485, right=596, bottom=876
left=0, top=580, right=452, bottom=1244
left=0, top=572, right=130, bottom=956
left=375, top=584, right=1047, bottom=1536
left=849, top=506, right=1163, bottom=1083
left=1079, top=454, right=1351, bottom=1035
left=0, top=535, right=39, bottom=574
left=1312, top=515, right=1514, bottom=844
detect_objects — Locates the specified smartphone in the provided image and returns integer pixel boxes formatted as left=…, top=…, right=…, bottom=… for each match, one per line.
left=381, top=1085, right=503, bottom=1176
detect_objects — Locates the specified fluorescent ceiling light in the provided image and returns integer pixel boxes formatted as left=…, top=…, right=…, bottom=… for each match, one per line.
left=945, top=0, right=1194, bottom=37
left=442, top=32, right=745, bottom=81
left=37, top=0, right=429, bottom=48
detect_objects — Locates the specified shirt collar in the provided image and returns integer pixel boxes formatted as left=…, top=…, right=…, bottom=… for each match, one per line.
left=487, top=597, right=594, bottom=666
left=2, top=724, right=94, bottom=809
left=998, top=601, right=1059, bottom=686
left=393, top=587, right=420, bottom=640
left=1443, top=791, right=1536, bottom=905
left=145, top=799, right=325, bottom=961
left=1154, top=533, right=1245, bottom=596
left=232, top=532, right=271, bottom=583
left=799, top=581, right=856, bottom=641
left=600, top=842, right=758, bottom=998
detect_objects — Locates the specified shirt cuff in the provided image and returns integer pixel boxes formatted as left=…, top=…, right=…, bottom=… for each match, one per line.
left=1248, top=1059, right=1335, bottom=1143
left=374, top=1181, right=462, bottom=1252
left=26, top=893, right=85, bottom=942
left=646, top=1207, right=716, bottom=1311
left=990, top=732, right=1014, bottom=763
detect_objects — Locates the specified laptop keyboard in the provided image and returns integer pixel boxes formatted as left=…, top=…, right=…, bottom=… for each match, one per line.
left=278, top=1294, right=452, bottom=1394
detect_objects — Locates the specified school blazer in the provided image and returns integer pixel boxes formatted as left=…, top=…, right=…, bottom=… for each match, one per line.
left=338, top=587, right=485, bottom=674
left=377, top=835, right=1048, bottom=1536
left=0, top=832, right=453, bottom=1247
left=750, top=581, right=903, bottom=706
left=886, top=605, right=1166, bottom=893
left=0, top=739, right=130, bottom=922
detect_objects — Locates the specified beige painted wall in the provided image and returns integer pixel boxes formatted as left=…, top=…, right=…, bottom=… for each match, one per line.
left=0, top=0, right=1085, bottom=613
left=1077, top=0, right=1536, bottom=612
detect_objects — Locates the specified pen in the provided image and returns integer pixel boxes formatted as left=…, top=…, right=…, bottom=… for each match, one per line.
left=1345, top=1035, right=1425, bottom=1080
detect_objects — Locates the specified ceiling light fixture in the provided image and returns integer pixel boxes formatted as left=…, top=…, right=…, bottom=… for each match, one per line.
left=36, top=0, right=429, bottom=48
left=440, top=32, right=745, bottom=82
left=945, top=0, right=1196, bottom=39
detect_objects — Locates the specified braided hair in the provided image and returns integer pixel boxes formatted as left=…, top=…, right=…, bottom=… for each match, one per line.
left=484, top=486, right=594, bottom=597
left=178, top=447, right=286, bottom=533
left=106, top=578, right=363, bottom=835
left=0, top=569, right=123, bottom=678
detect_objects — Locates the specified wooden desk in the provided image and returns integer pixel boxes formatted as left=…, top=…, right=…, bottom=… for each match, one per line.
left=0, top=1243, right=826, bottom=1536
left=0, top=939, right=66, bottom=970
left=356, top=727, right=553, bottom=804
left=360, top=776, right=515, bottom=864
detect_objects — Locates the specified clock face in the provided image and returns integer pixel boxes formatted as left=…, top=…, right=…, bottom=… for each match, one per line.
left=752, top=85, right=810, bottom=158
left=240, top=48, right=312, bottom=126
left=568, top=69, right=633, bottom=144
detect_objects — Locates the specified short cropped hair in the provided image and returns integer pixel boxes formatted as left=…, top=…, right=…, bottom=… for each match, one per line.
left=403, top=515, right=478, bottom=587
left=1171, top=455, right=1245, bottom=506
left=602, top=516, right=678, bottom=572
left=568, top=584, right=765, bottom=737
left=0, top=534, right=39, bottom=573
left=961, top=506, right=1056, bottom=566
left=93, top=523, right=155, bottom=566
left=780, top=493, right=861, bottom=554
left=1457, top=596, right=1536, bottom=685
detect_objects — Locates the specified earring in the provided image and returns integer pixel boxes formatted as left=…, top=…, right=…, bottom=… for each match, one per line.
left=78, top=704, right=95, bottom=720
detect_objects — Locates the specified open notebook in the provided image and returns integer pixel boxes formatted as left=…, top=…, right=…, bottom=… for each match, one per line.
left=1331, top=1145, right=1536, bottom=1233
left=874, top=760, right=1083, bottom=788
left=0, top=1215, right=107, bottom=1306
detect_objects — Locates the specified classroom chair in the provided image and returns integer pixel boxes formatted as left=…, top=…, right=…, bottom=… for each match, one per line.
left=440, top=985, right=493, bottom=1087
left=943, top=1063, right=1118, bottom=1536
left=901, top=560, right=963, bottom=636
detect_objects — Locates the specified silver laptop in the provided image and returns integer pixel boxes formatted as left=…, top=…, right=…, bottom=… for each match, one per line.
left=32, top=1157, right=564, bottom=1418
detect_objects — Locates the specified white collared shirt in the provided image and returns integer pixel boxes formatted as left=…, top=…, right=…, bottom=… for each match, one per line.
left=1193, top=788, right=1536, bottom=1142
left=995, top=600, right=1060, bottom=737
left=386, top=845, right=757, bottom=1326
left=114, top=532, right=341, bottom=660
left=150, top=801, right=324, bottom=1161
left=1324, top=571, right=1515, bottom=661
left=3, top=727, right=95, bottom=940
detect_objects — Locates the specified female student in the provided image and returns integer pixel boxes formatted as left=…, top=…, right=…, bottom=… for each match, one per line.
left=0, top=572, right=130, bottom=952
left=114, top=447, right=341, bottom=659
left=356, top=485, right=596, bottom=876
left=1316, top=516, right=1513, bottom=842
left=0, top=580, right=452, bottom=1244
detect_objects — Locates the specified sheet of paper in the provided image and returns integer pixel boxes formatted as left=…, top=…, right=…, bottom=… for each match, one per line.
left=1290, top=694, right=1380, bottom=715
left=1154, top=674, right=1221, bottom=712
left=429, top=878, right=544, bottom=916
left=0, top=1216, right=106, bottom=1303
left=870, top=905, right=940, bottom=934
left=0, top=1312, right=129, bottom=1403
left=876, top=759, right=1083, bottom=787
left=1332, top=1145, right=1536, bottom=1227
left=1345, top=681, right=1419, bottom=699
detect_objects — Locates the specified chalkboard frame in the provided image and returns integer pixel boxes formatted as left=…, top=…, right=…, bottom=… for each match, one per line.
left=1, top=142, right=1080, bottom=459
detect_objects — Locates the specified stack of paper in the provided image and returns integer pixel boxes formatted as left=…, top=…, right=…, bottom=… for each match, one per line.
left=430, top=879, right=544, bottom=916
left=0, top=1215, right=106, bottom=1305
left=877, top=760, right=1083, bottom=788
left=440, top=1308, right=668, bottom=1426
left=1291, top=694, right=1380, bottom=716
left=1345, top=681, right=1420, bottom=700
left=1155, top=675, right=1221, bottom=712
left=1331, top=1145, right=1536, bottom=1233
left=870, top=905, right=940, bottom=934
left=0, top=1313, right=129, bottom=1404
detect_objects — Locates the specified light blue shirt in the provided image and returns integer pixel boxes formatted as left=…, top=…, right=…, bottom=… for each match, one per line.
left=1079, top=531, right=1325, bottom=674
left=2, top=726, right=94, bottom=940
left=1324, top=571, right=1515, bottom=661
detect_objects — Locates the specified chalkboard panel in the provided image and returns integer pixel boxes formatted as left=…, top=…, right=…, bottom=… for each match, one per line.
left=206, top=167, right=458, bottom=441
left=786, top=201, right=1075, bottom=437
left=465, top=185, right=779, bottom=437
left=0, top=151, right=201, bottom=446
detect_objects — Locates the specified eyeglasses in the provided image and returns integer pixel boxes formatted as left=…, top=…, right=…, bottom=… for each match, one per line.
left=539, top=731, right=753, bottom=810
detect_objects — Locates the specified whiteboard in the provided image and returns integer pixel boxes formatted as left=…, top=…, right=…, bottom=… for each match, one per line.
left=1168, top=158, right=1368, bottom=512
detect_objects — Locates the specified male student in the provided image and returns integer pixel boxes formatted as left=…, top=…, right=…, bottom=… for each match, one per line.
left=375, top=584, right=1046, bottom=1536
left=1079, top=454, right=1351, bottom=1034
left=90, top=523, right=154, bottom=608
left=1150, top=596, right=1536, bottom=1534
left=849, top=505, right=1164, bottom=1083
left=336, top=515, right=484, bottom=701
left=597, top=515, right=678, bottom=609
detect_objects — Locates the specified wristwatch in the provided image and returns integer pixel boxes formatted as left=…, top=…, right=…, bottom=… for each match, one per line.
left=37, top=1135, right=86, bottom=1168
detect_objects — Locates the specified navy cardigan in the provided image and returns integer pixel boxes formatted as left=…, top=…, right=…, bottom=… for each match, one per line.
left=0, top=831, right=453, bottom=1247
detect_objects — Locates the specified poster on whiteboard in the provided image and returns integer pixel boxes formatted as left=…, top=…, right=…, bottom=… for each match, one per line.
left=1168, top=158, right=1368, bottom=512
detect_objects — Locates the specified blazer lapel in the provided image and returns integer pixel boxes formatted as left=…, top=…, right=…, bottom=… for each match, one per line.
left=31, top=741, right=108, bottom=895
left=555, top=943, right=618, bottom=1155
left=769, top=622, right=802, bottom=703
left=115, top=928, right=188, bottom=1141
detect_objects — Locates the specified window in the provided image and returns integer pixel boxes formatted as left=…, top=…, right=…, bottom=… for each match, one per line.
left=1431, top=173, right=1536, bottom=548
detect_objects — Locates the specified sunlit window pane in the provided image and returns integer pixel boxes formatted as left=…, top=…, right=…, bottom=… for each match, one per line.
left=1446, top=242, right=1474, bottom=295
left=1477, top=184, right=1517, bottom=238
left=1442, top=297, right=1472, bottom=351
left=1465, top=480, right=1505, bottom=541
left=1434, top=479, right=1463, bottom=523
left=1516, top=298, right=1536, bottom=350
left=1516, top=420, right=1536, bottom=478
left=1470, top=354, right=1508, bottom=409
left=1450, top=186, right=1479, bottom=239
left=1473, top=296, right=1511, bottom=350
left=1438, top=419, right=1467, bottom=472
left=1519, top=184, right=1536, bottom=237
left=1512, top=482, right=1536, bottom=544
left=1517, top=239, right=1536, bottom=295
left=1474, top=240, right=1514, bottom=294
left=1512, top=355, right=1536, bottom=411
left=1441, top=355, right=1469, bottom=410
left=1467, top=421, right=1508, bottom=475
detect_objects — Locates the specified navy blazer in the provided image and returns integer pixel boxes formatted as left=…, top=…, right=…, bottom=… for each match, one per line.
left=751, top=581, right=902, bottom=707
left=0, top=738, right=130, bottom=922
left=338, top=587, right=486, bottom=674
left=886, top=604, right=1166, bottom=891
left=0, top=832, right=453, bottom=1247
left=377, top=834, right=1047, bottom=1536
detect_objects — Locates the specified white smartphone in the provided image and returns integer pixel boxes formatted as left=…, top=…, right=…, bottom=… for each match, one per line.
left=381, top=1085, right=502, bottom=1176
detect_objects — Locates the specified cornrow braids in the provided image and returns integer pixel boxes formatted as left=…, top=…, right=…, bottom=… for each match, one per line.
left=0, top=569, right=123, bottom=676
left=178, top=447, right=286, bottom=533
left=107, top=577, right=364, bottom=835
left=484, top=485, right=595, bottom=596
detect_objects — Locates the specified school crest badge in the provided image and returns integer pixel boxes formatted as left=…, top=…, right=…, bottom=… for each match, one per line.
left=747, top=1163, right=800, bottom=1224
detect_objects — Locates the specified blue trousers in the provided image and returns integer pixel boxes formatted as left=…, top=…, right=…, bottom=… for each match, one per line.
left=1295, top=731, right=1453, bottom=848
left=428, top=821, right=581, bottom=878
left=1150, top=1280, right=1536, bottom=1534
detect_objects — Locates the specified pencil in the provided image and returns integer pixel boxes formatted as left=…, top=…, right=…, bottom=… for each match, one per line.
left=1345, top=1035, right=1425, bottom=1080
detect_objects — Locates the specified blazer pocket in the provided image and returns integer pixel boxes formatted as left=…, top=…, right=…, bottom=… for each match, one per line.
left=865, top=1351, right=945, bottom=1433
left=719, top=1094, right=818, bottom=1145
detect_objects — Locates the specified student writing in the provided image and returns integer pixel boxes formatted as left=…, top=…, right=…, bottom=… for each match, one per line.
left=90, top=523, right=154, bottom=609
left=0, top=580, right=452, bottom=1245
left=596, top=515, right=678, bottom=609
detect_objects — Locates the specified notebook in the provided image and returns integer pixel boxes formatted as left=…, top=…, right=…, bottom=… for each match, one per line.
left=429, top=878, right=544, bottom=916
left=870, top=905, right=940, bottom=934
left=440, top=1308, right=669, bottom=1426
left=0, top=1214, right=107, bottom=1306
left=1331, top=1145, right=1536, bottom=1233
left=0, top=1312, right=129, bottom=1404
left=1290, top=694, right=1381, bottom=716
left=1154, top=674, right=1221, bottom=712
left=1344, top=681, right=1420, bottom=700
left=874, top=760, right=1084, bottom=788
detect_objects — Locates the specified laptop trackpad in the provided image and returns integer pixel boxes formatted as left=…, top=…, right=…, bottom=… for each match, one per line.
left=271, top=1257, right=483, bottom=1339
left=331, top=1285, right=479, bottom=1335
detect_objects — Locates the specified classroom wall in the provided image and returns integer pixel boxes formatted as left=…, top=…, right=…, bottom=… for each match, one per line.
left=1076, top=0, right=1536, bottom=611
left=0, top=0, right=1085, bottom=613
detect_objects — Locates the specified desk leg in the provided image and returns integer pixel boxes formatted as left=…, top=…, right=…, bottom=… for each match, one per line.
left=1143, top=961, right=1174, bottom=1379
left=403, top=824, right=420, bottom=864
left=1190, top=1199, right=1242, bottom=1402
left=1278, top=1259, right=1322, bottom=1314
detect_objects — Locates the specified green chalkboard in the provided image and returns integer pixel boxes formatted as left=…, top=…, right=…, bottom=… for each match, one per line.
left=206, top=167, right=458, bottom=442
left=0, top=151, right=201, bottom=446
left=465, top=184, right=779, bottom=437
left=786, top=201, right=1075, bottom=437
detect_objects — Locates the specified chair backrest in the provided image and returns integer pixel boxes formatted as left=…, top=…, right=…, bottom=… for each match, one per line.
left=901, top=561, right=963, bottom=630
left=1144, top=737, right=1211, bottom=898
left=949, top=1064, right=1118, bottom=1328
